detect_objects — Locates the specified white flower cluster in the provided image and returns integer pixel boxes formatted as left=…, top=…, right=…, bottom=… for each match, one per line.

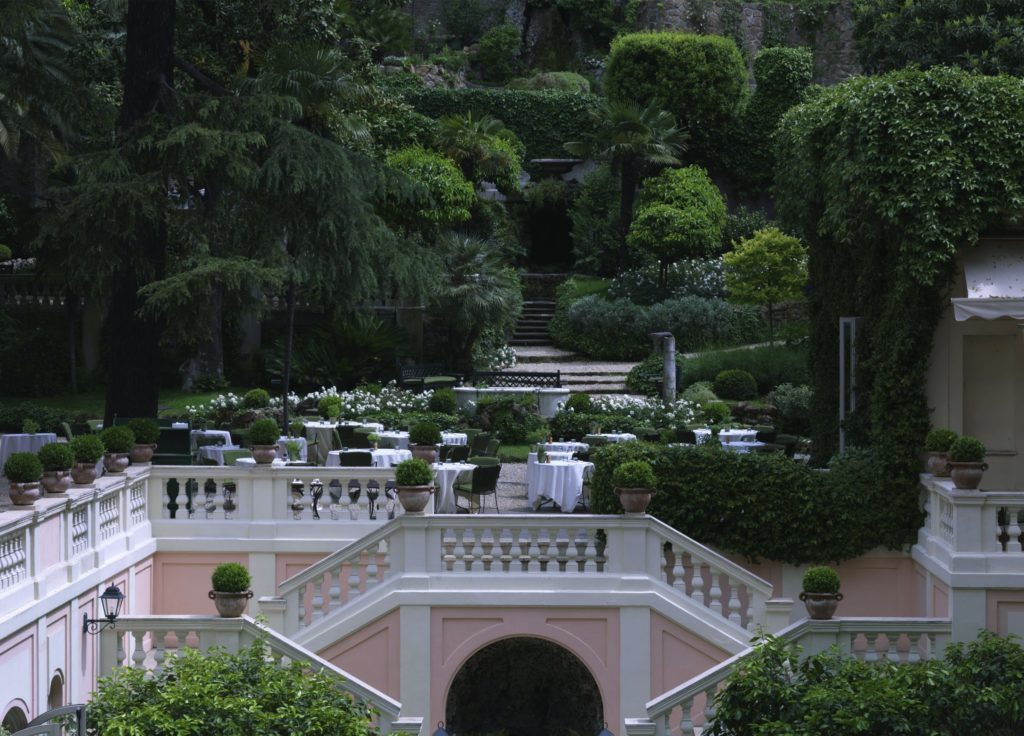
left=589, top=395, right=695, bottom=425
left=185, top=383, right=433, bottom=421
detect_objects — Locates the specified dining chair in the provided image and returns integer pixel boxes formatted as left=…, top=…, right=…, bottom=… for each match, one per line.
left=470, top=432, right=491, bottom=456
left=446, top=445, right=470, bottom=463
left=466, top=455, right=499, bottom=467
left=338, top=450, right=373, bottom=467
left=484, top=439, right=501, bottom=457
left=454, top=463, right=502, bottom=513
left=348, top=432, right=372, bottom=449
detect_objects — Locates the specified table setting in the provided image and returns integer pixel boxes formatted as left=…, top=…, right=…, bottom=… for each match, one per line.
left=325, top=448, right=413, bottom=468
left=526, top=454, right=594, bottom=513
left=432, top=462, right=477, bottom=514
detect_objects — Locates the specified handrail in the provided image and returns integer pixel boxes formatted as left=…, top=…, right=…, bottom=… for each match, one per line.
left=279, top=517, right=402, bottom=592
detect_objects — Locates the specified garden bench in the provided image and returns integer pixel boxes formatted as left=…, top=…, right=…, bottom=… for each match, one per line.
left=468, top=371, right=561, bottom=388
left=398, top=362, right=460, bottom=391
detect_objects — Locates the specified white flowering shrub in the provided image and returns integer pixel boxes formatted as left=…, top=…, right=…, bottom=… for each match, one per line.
left=607, top=258, right=726, bottom=304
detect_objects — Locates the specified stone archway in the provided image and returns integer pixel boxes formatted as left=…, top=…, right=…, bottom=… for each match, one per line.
left=445, top=637, right=604, bottom=736
left=2, top=704, right=28, bottom=732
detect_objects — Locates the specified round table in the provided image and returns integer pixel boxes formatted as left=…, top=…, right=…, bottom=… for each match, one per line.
left=0, top=433, right=58, bottom=472
left=526, top=458, right=594, bottom=513
left=542, top=441, right=590, bottom=454
left=377, top=431, right=409, bottom=450
left=433, top=462, right=477, bottom=514
left=718, top=428, right=759, bottom=444
left=191, top=429, right=233, bottom=449
left=326, top=449, right=412, bottom=468
left=277, top=435, right=308, bottom=462
left=441, top=432, right=468, bottom=446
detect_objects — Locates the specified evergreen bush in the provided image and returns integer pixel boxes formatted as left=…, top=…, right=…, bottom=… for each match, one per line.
left=428, top=388, right=457, bottom=415
left=386, top=146, right=475, bottom=225
left=713, top=369, right=759, bottom=400
left=37, top=442, right=74, bottom=472
left=681, top=345, right=808, bottom=395
left=242, top=388, right=271, bottom=409
left=3, top=452, right=43, bottom=483
left=801, top=566, right=840, bottom=594
left=211, top=562, right=251, bottom=593
left=247, top=418, right=281, bottom=446
left=395, top=458, right=434, bottom=486
left=100, top=426, right=135, bottom=454
left=317, top=395, right=342, bottom=419
left=70, top=435, right=105, bottom=464
left=475, top=24, right=521, bottom=83
left=924, top=428, right=958, bottom=453
left=612, top=460, right=656, bottom=489
left=409, top=422, right=441, bottom=446
left=766, top=383, right=813, bottom=436
left=949, top=436, right=985, bottom=463
left=127, top=418, right=160, bottom=444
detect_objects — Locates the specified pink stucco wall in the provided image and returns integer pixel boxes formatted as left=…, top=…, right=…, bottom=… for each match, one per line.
left=986, top=590, right=1024, bottom=636
left=318, top=610, right=400, bottom=698
left=152, top=552, right=248, bottom=615
left=650, top=611, right=729, bottom=696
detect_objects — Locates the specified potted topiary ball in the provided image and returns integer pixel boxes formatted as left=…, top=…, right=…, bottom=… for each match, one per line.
left=612, top=460, right=657, bottom=515
left=127, top=418, right=160, bottom=464
left=100, top=426, right=135, bottom=474
left=3, top=452, right=44, bottom=506
left=408, top=422, right=442, bottom=464
left=37, top=442, right=74, bottom=495
left=394, top=458, right=435, bottom=514
left=923, top=428, right=958, bottom=477
left=247, top=418, right=281, bottom=464
left=242, top=388, right=271, bottom=409
left=948, top=436, right=987, bottom=490
left=69, top=434, right=105, bottom=485
left=799, top=566, right=842, bottom=620
left=208, top=562, right=253, bottom=617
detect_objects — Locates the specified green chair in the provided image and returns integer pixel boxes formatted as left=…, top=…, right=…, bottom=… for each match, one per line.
left=463, top=428, right=482, bottom=447
left=222, top=449, right=253, bottom=466
left=447, top=445, right=470, bottom=463
left=153, top=428, right=192, bottom=465
left=348, top=431, right=372, bottom=449
left=674, top=429, right=698, bottom=445
left=337, top=450, right=373, bottom=467
left=470, top=432, right=491, bottom=456
left=60, top=422, right=74, bottom=442
left=467, top=455, right=499, bottom=467
left=484, top=439, right=501, bottom=457
left=754, top=426, right=778, bottom=444
left=454, top=462, right=502, bottom=513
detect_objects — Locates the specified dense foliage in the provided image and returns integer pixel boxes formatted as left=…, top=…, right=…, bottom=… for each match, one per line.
left=775, top=68, right=1024, bottom=532
left=567, top=164, right=621, bottom=275
left=626, top=352, right=686, bottom=395
left=395, top=457, right=433, bottom=485
left=708, top=631, right=1024, bottom=735
left=766, top=382, right=814, bottom=435
left=604, top=32, right=746, bottom=159
left=3, top=451, right=43, bottom=483
left=87, top=640, right=375, bottom=735
left=802, top=566, right=840, bottom=593
left=590, top=443, right=922, bottom=564
left=37, top=441, right=74, bottom=471
left=126, top=418, right=160, bottom=444
left=247, top=418, right=281, bottom=445
left=713, top=369, right=759, bottom=400
left=70, top=434, right=104, bottom=463
left=211, top=562, right=251, bottom=592
left=476, top=24, right=521, bottom=83
left=99, top=425, right=134, bottom=454
left=403, top=88, right=603, bottom=159
left=724, top=227, right=807, bottom=343
left=680, top=344, right=809, bottom=394
left=386, top=145, right=475, bottom=224
left=609, top=258, right=725, bottom=304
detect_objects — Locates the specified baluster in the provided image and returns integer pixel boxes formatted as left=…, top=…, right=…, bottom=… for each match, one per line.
left=594, top=530, right=606, bottom=573
left=499, top=530, right=514, bottom=572
left=726, top=577, right=742, bottom=626
left=132, top=633, right=147, bottom=670
left=518, top=528, right=533, bottom=572
left=908, top=633, right=923, bottom=663
left=574, top=531, right=589, bottom=572
left=153, top=631, right=167, bottom=676
left=348, top=556, right=362, bottom=602
left=116, top=632, right=126, bottom=667
left=311, top=574, right=325, bottom=623
left=443, top=528, right=457, bottom=572
left=169, top=479, right=184, bottom=520
left=708, top=569, right=723, bottom=616
left=537, top=529, right=552, bottom=572
left=379, top=539, right=391, bottom=578
left=882, top=633, right=898, bottom=662
left=671, top=545, right=686, bottom=595
left=298, top=584, right=307, bottom=627
left=679, top=696, right=695, bottom=736
left=555, top=531, right=570, bottom=572
left=327, top=568, right=341, bottom=613
left=1006, top=506, right=1022, bottom=553
left=365, top=544, right=380, bottom=590
left=864, top=634, right=880, bottom=662
left=703, top=685, right=718, bottom=725
left=480, top=529, right=495, bottom=572
left=690, top=555, right=705, bottom=606
left=462, top=529, right=478, bottom=572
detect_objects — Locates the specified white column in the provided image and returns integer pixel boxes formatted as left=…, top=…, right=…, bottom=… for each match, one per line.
left=950, top=588, right=988, bottom=642
left=398, top=606, right=432, bottom=725
left=619, top=606, right=651, bottom=734
left=249, top=552, right=278, bottom=601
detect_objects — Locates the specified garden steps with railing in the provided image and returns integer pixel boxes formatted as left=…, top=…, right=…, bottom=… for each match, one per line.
left=510, top=346, right=639, bottom=394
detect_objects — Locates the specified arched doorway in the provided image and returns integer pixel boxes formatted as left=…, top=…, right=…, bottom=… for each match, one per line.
left=445, top=637, right=603, bottom=736
left=48, top=671, right=65, bottom=710
left=2, top=705, right=28, bottom=732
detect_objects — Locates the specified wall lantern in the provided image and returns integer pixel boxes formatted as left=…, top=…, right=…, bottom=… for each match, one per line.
left=83, top=584, right=124, bottom=634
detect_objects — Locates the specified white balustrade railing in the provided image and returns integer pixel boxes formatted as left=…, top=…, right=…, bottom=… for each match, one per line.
left=918, top=476, right=1024, bottom=573
left=631, top=617, right=953, bottom=736
left=278, top=515, right=773, bottom=637
left=98, top=615, right=420, bottom=734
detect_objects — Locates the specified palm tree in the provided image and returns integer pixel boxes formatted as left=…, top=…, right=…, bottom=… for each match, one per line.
left=435, top=111, right=523, bottom=194
left=565, top=99, right=688, bottom=270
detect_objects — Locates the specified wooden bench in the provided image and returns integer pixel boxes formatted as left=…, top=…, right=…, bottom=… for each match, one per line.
left=398, top=362, right=459, bottom=391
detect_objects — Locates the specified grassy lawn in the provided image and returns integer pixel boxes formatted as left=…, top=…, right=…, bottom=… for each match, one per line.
left=2, top=387, right=249, bottom=418
left=498, top=444, right=531, bottom=463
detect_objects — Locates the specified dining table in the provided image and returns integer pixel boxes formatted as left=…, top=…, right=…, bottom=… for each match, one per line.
left=541, top=441, right=590, bottom=454
left=0, top=433, right=58, bottom=471
left=432, top=462, right=477, bottom=514
left=325, top=448, right=412, bottom=468
left=526, top=454, right=595, bottom=513
left=190, top=429, right=234, bottom=450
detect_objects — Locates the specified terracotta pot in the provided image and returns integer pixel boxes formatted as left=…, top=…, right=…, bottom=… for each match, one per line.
left=396, top=484, right=434, bottom=514
left=71, top=462, right=97, bottom=486
left=41, top=470, right=71, bottom=495
left=800, top=591, right=843, bottom=620
left=208, top=589, right=253, bottom=617
left=410, top=444, right=438, bottom=464
left=130, top=443, right=157, bottom=464
left=251, top=445, right=278, bottom=464
left=615, top=486, right=656, bottom=515
left=103, top=452, right=130, bottom=474
left=925, top=451, right=950, bottom=477
left=9, top=482, right=41, bottom=506
left=949, top=461, right=987, bottom=490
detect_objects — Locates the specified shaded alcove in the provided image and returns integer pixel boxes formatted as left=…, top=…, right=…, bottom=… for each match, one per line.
left=445, top=637, right=603, bottom=736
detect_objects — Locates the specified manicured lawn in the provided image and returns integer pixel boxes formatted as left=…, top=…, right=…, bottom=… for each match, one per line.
left=2, top=387, right=249, bottom=418
left=498, top=444, right=531, bottom=463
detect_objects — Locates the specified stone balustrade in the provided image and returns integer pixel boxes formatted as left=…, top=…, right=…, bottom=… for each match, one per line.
left=98, top=615, right=419, bottom=734
left=628, top=617, right=952, bottom=736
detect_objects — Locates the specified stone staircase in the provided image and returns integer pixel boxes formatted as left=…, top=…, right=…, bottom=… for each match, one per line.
left=514, top=345, right=637, bottom=395
left=510, top=299, right=556, bottom=347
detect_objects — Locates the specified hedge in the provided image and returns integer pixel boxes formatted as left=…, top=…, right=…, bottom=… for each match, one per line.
left=680, top=344, right=809, bottom=394
left=590, top=443, right=922, bottom=564
left=402, top=88, right=604, bottom=160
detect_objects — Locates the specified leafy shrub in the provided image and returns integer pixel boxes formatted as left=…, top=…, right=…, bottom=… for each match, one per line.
left=409, top=421, right=441, bottom=446
left=724, top=227, right=807, bottom=342
left=242, top=388, right=270, bottom=409
left=713, top=369, right=759, bottom=400
left=612, top=460, right=656, bottom=489
left=127, top=418, right=160, bottom=444
left=37, top=442, right=74, bottom=471
left=924, top=428, right=958, bottom=452
left=604, top=32, right=745, bottom=158
left=564, top=392, right=592, bottom=413
left=549, top=411, right=642, bottom=440
left=3, top=451, right=43, bottom=483
left=361, top=411, right=461, bottom=431
left=473, top=395, right=544, bottom=444
left=626, top=352, right=685, bottom=396
left=22, top=418, right=40, bottom=433
left=590, top=444, right=921, bottom=563
left=318, top=395, right=342, bottom=419
left=721, top=206, right=772, bottom=252
left=428, top=388, right=457, bottom=414
left=70, top=434, right=105, bottom=463
left=211, top=562, right=251, bottom=592
left=681, top=344, right=808, bottom=394
left=699, top=401, right=732, bottom=426
left=0, top=244, right=10, bottom=260
left=0, top=403, right=73, bottom=433
left=403, top=87, right=603, bottom=160
left=949, top=436, right=985, bottom=462
left=508, top=71, right=590, bottom=93
left=609, top=258, right=725, bottom=304
left=681, top=381, right=718, bottom=405
left=100, top=426, right=135, bottom=454
left=395, top=458, right=434, bottom=486
left=441, top=0, right=488, bottom=46
left=386, top=145, right=474, bottom=225
left=475, top=24, right=521, bottom=83
left=247, top=418, right=281, bottom=446
left=801, top=566, right=840, bottom=594
left=766, top=383, right=813, bottom=436
left=568, top=164, right=620, bottom=276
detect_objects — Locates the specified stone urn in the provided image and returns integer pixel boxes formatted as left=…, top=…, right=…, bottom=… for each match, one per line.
left=103, top=452, right=130, bottom=474
left=800, top=591, right=843, bottom=620
left=71, top=462, right=97, bottom=486
left=9, top=482, right=41, bottom=506
left=130, top=443, right=158, bottom=464
left=925, top=451, right=950, bottom=477
left=949, top=461, right=987, bottom=490
left=208, top=589, right=253, bottom=618
left=396, top=484, right=434, bottom=515
left=615, top=487, right=656, bottom=516
left=410, top=444, right=438, bottom=465
left=41, top=470, right=72, bottom=495
left=251, top=445, right=278, bottom=464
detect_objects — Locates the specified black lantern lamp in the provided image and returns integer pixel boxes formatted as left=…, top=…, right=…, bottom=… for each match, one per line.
left=83, top=584, right=125, bottom=634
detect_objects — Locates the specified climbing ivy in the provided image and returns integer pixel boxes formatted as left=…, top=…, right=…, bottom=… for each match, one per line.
left=774, top=68, right=1024, bottom=539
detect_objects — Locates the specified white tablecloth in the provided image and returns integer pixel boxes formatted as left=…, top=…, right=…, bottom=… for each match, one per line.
left=326, top=449, right=412, bottom=468
left=721, top=441, right=767, bottom=454
left=590, top=433, right=637, bottom=443
left=191, top=429, right=233, bottom=450
left=0, top=433, right=58, bottom=472
left=543, top=451, right=575, bottom=462
left=433, top=462, right=476, bottom=514
left=305, top=421, right=384, bottom=431
left=526, top=457, right=594, bottom=513
left=718, top=428, right=759, bottom=443
left=234, top=458, right=287, bottom=467
left=377, top=431, right=410, bottom=450
left=277, top=436, right=308, bottom=461
left=197, top=445, right=243, bottom=464
left=542, top=441, right=590, bottom=454
left=441, top=432, right=468, bottom=445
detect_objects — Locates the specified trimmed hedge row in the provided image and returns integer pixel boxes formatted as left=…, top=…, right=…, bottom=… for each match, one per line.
left=402, top=88, right=603, bottom=160
left=590, top=443, right=922, bottom=564
left=680, top=344, right=809, bottom=394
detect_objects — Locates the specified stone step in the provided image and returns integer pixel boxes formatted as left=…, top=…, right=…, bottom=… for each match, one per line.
left=509, top=338, right=554, bottom=346
left=562, top=382, right=630, bottom=393
left=514, top=347, right=579, bottom=363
